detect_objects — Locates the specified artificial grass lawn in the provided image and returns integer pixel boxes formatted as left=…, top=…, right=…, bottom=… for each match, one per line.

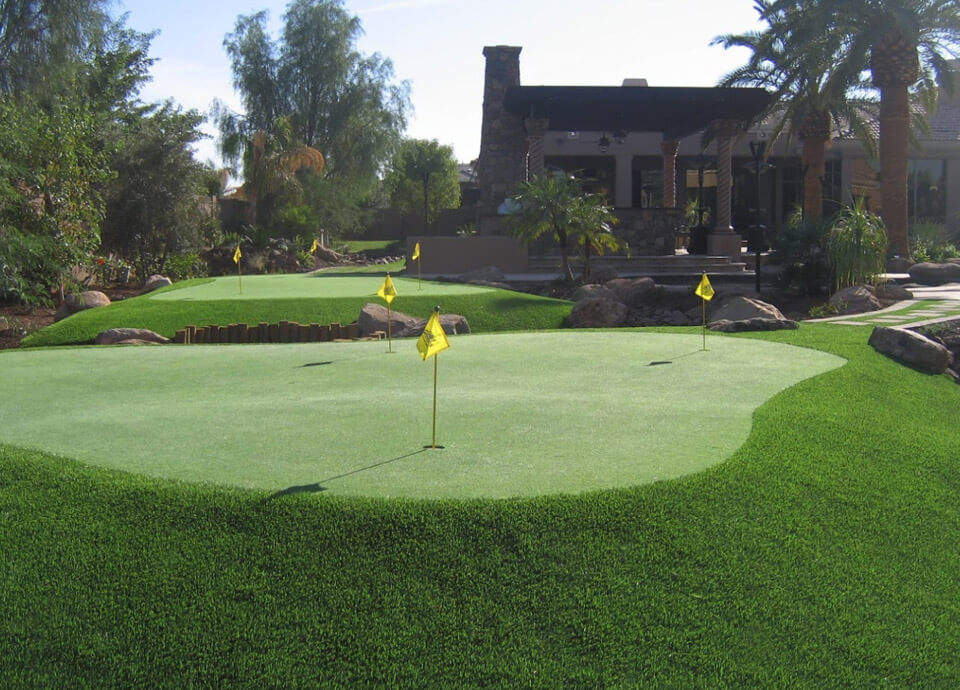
left=22, top=274, right=572, bottom=347
left=2, top=324, right=960, bottom=686
left=0, top=332, right=842, bottom=498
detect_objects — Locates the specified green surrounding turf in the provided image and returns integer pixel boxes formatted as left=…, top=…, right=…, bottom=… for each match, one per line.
left=21, top=274, right=572, bottom=347
left=3, top=324, right=960, bottom=686
left=834, top=298, right=960, bottom=323
left=0, top=332, right=842, bottom=497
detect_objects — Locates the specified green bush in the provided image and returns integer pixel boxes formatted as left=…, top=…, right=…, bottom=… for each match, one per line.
left=827, top=201, right=887, bottom=291
left=0, top=229, right=62, bottom=306
left=164, top=253, right=208, bottom=281
left=910, top=220, right=960, bottom=262
left=768, top=209, right=831, bottom=295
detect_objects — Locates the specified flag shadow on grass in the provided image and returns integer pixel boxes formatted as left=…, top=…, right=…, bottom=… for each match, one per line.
left=647, top=348, right=704, bottom=366
left=266, top=448, right=428, bottom=500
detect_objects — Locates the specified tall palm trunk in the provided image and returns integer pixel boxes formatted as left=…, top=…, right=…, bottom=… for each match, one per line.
left=799, top=111, right=831, bottom=220
left=871, top=34, right=919, bottom=260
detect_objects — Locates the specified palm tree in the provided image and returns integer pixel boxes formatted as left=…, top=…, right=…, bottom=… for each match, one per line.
left=767, top=0, right=960, bottom=258
left=570, top=194, right=623, bottom=282
left=715, top=0, right=876, bottom=220
left=510, top=173, right=609, bottom=283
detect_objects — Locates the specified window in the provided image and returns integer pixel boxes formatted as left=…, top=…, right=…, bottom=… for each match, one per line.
left=909, top=159, right=946, bottom=223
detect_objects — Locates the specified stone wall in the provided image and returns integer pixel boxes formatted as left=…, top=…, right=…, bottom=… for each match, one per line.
left=614, top=209, right=684, bottom=256
left=405, top=235, right=528, bottom=274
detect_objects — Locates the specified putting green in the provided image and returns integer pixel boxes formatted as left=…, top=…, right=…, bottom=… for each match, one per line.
left=150, top=273, right=492, bottom=301
left=0, top=332, right=843, bottom=498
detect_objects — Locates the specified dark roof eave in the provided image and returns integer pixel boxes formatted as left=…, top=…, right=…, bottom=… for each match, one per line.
left=503, top=85, right=771, bottom=140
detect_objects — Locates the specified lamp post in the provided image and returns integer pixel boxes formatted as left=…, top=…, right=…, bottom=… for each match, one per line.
left=744, top=139, right=773, bottom=293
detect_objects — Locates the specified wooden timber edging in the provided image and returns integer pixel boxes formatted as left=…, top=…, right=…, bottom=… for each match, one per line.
left=174, top=321, right=369, bottom=344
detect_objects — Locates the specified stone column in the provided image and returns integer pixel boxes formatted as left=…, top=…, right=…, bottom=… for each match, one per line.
left=660, top=139, right=679, bottom=209
left=614, top=153, right=632, bottom=208
left=477, top=46, right=528, bottom=231
left=524, top=117, right=550, bottom=179
left=708, top=119, right=743, bottom=259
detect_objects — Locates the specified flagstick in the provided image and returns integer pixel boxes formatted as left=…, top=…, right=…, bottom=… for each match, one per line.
left=701, top=298, right=706, bottom=351
left=431, top=353, right=439, bottom=448
left=386, top=303, right=393, bottom=353
left=237, top=262, right=242, bottom=294
left=417, top=257, right=422, bottom=290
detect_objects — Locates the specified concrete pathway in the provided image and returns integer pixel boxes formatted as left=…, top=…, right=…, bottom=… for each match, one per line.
left=809, top=282, right=960, bottom=329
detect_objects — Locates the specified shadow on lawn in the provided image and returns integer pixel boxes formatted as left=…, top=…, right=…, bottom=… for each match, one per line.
left=266, top=448, right=428, bottom=500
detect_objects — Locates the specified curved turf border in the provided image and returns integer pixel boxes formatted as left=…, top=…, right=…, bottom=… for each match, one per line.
left=0, top=331, right=842, bottom=498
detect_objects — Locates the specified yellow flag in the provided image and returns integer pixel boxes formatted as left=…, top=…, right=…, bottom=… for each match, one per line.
left=233, top=245, right=242, bottom=264
left=695, top=273, right=714, bottom=301
left=377, top=274, right=397, bottom=304
left=417, top=310, right=449, bottom=360
left=310, top=238, right=319, bottom=254
left=412, top=242, right=421, bottom=261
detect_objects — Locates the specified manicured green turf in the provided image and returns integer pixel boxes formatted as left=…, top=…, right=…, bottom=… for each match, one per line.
left=21, top=275, right=572, bottom=347
left=0, top=332, right=842, bottom=497
left=3, top=324, right=960, bottom=686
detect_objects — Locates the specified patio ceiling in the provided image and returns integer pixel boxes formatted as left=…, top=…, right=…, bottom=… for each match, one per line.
left=503, top=85, right=771, bottom=140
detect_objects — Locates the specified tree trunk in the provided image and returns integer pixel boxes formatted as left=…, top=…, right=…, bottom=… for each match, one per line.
left=878, top=83, right=911, bottom=258
left=800, top=136, right=828, bottom=220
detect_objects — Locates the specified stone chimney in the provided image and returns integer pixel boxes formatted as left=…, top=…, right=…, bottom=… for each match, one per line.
left=476, top=46, right=528, bottom=226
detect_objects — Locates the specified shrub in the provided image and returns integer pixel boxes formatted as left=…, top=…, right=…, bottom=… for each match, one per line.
left=910, top=220, right=960, bottom=262
left=827, top=201, right=887, bottom=291
left=768, top=209, right=831, bottom=295
left=164, top=253, right=208, bottom=281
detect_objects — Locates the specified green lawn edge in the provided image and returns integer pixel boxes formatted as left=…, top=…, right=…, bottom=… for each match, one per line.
left=22, top=277, right=572, bottom=347
left=3, top=324, right=959, bottom=686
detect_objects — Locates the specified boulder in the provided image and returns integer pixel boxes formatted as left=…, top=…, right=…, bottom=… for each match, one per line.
left=54, top=290, right=111, bottom=322
left=873, top=282, right=913, bottom=301
left=459, top=265, right=505, bottom=284
left=95, top=328, right=170, bottom=345
left=604, top=277, right=656, bottom=306
left=357, top=303, right=421, bottom=337
left=868, top=326, right=953, bottom=374
left=572, top=284, right=616, bottom=302
left=590, top=264, right=618, bottom=283
left=708, top=318, right=799, bottom=333
left=568, top=297, right=628, bottom=328
left=708, top=296, right=786, bottom=324
left=908, top=262, right=960, bottom=285
left=395, top=313, right=471, bottom=338
left=314, top=245, right=342, bottom=264
left=141, top=274, right=173, bottom=293
left=829, top=285, right=882, bottom=314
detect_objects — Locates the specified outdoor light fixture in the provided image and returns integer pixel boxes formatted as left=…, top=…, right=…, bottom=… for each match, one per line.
left=598, top=134, right=611, bottom=153
left=744, top=139, right=774, bottom=293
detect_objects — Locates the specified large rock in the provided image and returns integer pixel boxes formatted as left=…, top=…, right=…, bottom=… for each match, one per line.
left=829, top=285, right=882, bottom=314
left=141, top=274, right=172, bottom=293
left=873, top=282, right=913, bottom=301
left=868, top=326, right=953, bottom=374
left=908, top=262, right=960, bottom=285
left=604, top=277, right=656, bottom=306
left=95, top=328, right=170, bottom=345
left=314, top=245, right=342, bottom=264
left=708, top=318, right=799, bottom=333
left=395, top=313, right=471, bottom=338
left=568, top=297, right=628, bottom=328
left=357, top=303, right=421, bottom=337
left=572, top=284, right=615, bottom=302
left=54, top=290, right=111, bottom=321
left=708, top=296, right=786, bottom=324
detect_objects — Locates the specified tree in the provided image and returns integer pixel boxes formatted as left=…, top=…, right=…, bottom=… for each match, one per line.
left=100, top=102, right=214, bottom=277
left=766, top=0, right=960, bottom=258
left=570, top=194, right=622, bottom=282
left=383, top=138, right=460, bottom=231
left=714, top=0, right=876, bottom=220
left=218, top=0, right=409, bottom=193
left=0, top=0, right=110, bottom=94
left=510, top=173, right=617, bottom=283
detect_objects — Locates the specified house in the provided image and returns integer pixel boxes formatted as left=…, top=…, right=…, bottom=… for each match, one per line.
left=471, top=46, right=960, bottom=265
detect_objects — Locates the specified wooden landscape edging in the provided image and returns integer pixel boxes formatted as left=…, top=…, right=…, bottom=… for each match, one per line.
left=175, top=320, right=367, bottom=344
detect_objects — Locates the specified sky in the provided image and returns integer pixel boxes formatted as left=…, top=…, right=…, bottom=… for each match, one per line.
left=118, top=0, right=764, bottom=167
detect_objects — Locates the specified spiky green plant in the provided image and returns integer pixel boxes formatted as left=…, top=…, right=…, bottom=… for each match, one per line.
left=827, top=199, right=888, bottom=290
